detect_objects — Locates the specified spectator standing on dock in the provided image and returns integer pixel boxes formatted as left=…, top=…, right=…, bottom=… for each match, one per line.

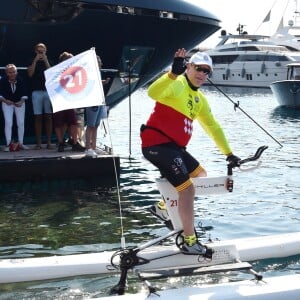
left=0, top=64, right=29, bottom=151
left=75, top=107, right=85, bottom=145
left=53, top=51, right=85, bottom=152
left=85, top=55, right=110, bottom=157
left=28, top=43, right=53, bottom=150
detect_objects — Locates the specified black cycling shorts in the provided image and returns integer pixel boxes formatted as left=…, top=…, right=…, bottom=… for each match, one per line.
left=142, top=142, right=200, bottom=189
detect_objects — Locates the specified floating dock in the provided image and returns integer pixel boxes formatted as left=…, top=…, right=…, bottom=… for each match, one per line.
left=0, top=144, right=120, bottom=186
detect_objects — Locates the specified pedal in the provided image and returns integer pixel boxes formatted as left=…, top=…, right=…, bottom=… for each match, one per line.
left=149, top=205, right=173, bottom=230
left=149, top=204, right=170, bottom=222
left=164, top=219, right=174, bottom=230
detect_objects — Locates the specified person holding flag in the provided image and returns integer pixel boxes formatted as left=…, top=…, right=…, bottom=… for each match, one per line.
left=84, top=55, right=110, bottom=157
left=53, top=51, right=86, bottom=152
left=45, top=48, right=106, bottom=154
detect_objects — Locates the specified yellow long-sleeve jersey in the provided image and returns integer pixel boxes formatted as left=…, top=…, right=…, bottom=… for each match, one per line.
left=141, top=73, right=232, bottom=156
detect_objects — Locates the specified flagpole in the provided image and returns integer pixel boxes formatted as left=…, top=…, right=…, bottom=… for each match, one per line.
left=127, top=58, right=132, bottom=158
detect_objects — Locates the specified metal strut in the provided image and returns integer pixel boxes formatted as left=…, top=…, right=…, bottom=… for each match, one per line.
left=110, top=146, right=269, bottom=295
left=110, top=230, right=181, bottom=295
left=110, top=247, right=150, bottom=295
left=236, top=259, right=264, bottom=282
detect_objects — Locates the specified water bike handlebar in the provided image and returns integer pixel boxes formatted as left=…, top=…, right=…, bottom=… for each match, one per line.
left=227, top=145, right=268, bottom=175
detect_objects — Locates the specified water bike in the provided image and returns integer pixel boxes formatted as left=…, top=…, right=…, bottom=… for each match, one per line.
left=107, top=146, right=298, bottom=296
left=2, top=146, right=300, bottom=299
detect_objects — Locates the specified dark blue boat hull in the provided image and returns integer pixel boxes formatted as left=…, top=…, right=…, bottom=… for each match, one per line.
left=0, top=0, right=220, bottom=142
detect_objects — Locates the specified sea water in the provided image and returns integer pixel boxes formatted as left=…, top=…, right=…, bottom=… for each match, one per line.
left=0, top=86, right=299, bottom=299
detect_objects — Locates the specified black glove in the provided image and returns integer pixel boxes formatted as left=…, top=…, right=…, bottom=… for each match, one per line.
left=226, top=154, right=241, bottom=167
left=171, top=57, right=186, bottom=75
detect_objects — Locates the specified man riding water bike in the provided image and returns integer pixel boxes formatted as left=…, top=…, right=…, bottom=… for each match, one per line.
left=140, top=48, right=240, bottom=257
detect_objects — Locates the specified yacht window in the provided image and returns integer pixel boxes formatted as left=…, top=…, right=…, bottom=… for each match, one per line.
left=236, top=54, right=264, bottom=61
left=235, top=54, right=289, bottom=62
left=264, top=55, right=289, bottom=62
left=159, top=11, right=174, bottom=18
left=293, top=67, right=300, bottom=79
left=217, top=45, right=289, bottom=53
left=211, top=55, right=238, bottom=64
left=238, top=46, right=259, bottom=51
left=117, top=6, right=135, bottom=14
left=222, top=74, right=229, bottom=80
left=256, top=45, right=289, bottom=52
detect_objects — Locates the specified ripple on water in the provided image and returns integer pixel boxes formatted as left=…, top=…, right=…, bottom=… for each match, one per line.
left=0, top=88, right=299, bottom=298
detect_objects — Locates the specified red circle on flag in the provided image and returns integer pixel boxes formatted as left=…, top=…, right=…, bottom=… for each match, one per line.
left=59, top=66, right=87, bottom=94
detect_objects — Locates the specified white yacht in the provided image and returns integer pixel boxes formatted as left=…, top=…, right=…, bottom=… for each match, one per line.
left=270, top=19, right=300, bottom=51
left=197, top=0, right=300, bottom=88
left=206, top=32, right=300, bottom=88
left=271, top=62, right=300, bottom=108
left=262, top=0, right=300, bottom=51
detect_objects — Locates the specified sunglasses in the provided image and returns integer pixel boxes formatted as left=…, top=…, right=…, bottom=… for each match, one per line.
left=193, top=65, right=211, bottom=75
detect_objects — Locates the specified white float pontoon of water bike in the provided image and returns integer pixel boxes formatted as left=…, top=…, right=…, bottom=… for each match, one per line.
left=98, top=274, right=300, bottom=300
left=1, top=146, right=300, bottom=299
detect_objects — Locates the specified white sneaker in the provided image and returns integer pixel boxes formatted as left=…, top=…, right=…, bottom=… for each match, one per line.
left=180, top=242, right=213, bottom=258
left=149, top=200, right=169, bottom=221
left=85, top=149, right=97, bottom=157
left=20, top=144, right=30, bottom=150
left=3, top=146, right=9, bottom=152
left=94, top=148, right=103, bottom=155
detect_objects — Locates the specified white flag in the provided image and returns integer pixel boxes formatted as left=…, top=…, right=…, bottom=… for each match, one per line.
left=45, top=49, right=105, bottom=113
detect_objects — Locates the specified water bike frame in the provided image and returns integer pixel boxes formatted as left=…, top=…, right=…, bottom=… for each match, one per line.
left=156, top=145, right=268, bottom=231
left=110, top=146, right=268, bottom=295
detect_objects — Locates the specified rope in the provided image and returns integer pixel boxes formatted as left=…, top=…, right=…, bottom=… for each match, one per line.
left=103, top=117, right=126, bottom=248
left=207, top=78, right=283, bottom=148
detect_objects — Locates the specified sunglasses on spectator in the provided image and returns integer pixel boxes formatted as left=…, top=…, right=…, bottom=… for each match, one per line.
left=193, top=64, right=211, bottom=75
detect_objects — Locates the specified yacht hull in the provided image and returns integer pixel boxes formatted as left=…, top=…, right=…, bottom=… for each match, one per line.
left=271, top=80, right=300, bottom=108
left=208, top=61, right=289, bottom=88
left=0, top=0, right=220, bottom=142
left=205, top=33, right=300, bottom=88
left=0, top=0, right=220, bottom=108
